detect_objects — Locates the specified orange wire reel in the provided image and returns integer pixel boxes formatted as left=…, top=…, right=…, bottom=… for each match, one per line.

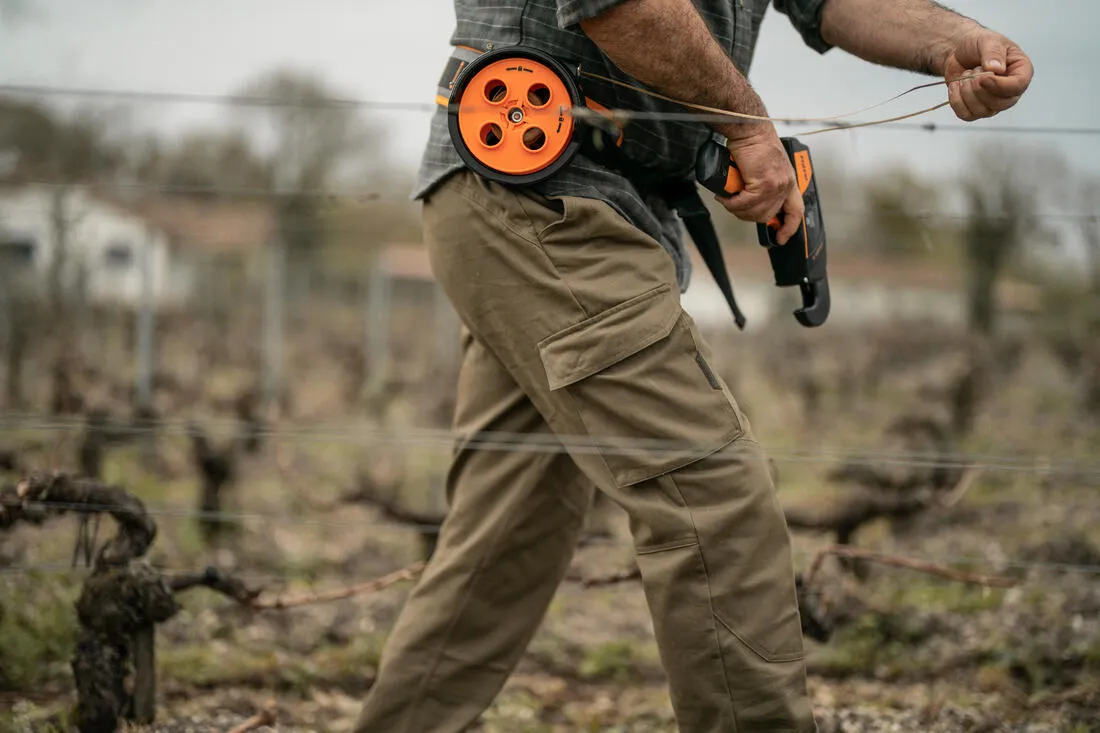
left=447, top=47, right=586, bottom=185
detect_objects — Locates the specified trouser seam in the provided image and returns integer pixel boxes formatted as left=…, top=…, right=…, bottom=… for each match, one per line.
left=403, top=548, right=477, bottom=733
left=405, top=468, right=545, bottom=731
left=666, top=472, right=740, bottom=733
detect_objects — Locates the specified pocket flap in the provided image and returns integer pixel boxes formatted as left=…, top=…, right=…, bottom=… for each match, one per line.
left=537, top=284, right=680, bottom=391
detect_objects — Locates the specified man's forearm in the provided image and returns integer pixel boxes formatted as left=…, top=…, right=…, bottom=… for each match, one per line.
left=579, top=0, right=768, bottom=141
left=819, top=0, right=981, bottom=76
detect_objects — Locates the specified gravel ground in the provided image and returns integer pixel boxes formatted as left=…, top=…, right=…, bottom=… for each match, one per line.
left=111, top=691, right=1097, bottom=733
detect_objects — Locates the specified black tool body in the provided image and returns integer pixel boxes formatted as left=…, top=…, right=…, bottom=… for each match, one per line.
left=695, top=136, right=831, bottom=328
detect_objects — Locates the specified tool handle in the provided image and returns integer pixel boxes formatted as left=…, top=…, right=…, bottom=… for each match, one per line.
left=694, top=140, right=781, bottom=231
left=694, top=139, right=744, bottom=197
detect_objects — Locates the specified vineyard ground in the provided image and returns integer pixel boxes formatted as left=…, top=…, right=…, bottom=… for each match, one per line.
left=2, top=313, right=1100, bottom=732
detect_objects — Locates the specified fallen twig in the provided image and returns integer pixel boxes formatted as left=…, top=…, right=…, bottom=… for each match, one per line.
left=250, top=561, right=426, bottom=611
left=803, top=544, right=1018, bottom=589
left=576, top=566, right=641, bottom=587
left=939, top=465, right=985, bottom=508
left=224, top=702, right=277, bottom=733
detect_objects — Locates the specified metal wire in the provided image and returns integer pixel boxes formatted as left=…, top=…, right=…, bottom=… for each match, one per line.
left=4, top=185, right=1097, bottom=222
left=1, top=493, right=1095, bottom=537
left=3, top=548, right=1099, bottom=581
left=0, top=500, right=450, bottom=535
left=3, top=416, right=1099, bottom=476
left=2, top=81, right=1096, bottom=137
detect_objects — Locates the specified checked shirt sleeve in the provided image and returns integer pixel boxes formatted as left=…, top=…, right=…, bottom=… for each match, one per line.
left=772, top=0, right=835, bottom=54
left=555, top=0, right=632, bottom=29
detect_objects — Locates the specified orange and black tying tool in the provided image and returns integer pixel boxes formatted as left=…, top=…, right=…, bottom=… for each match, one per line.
left=695, top=137, right=831, bottom=328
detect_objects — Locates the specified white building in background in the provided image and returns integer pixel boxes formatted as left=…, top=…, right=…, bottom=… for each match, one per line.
left=0, top=184, right=275, bottom=311
left=0, top=184, right=192, bottom=309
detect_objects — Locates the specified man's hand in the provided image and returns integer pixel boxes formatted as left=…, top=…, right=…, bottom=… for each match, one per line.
left=820, top=0, right=1034, bottom=120
left=714, top=126, right=802, bottom=245
left=941, top=28, right=1033, bottom=121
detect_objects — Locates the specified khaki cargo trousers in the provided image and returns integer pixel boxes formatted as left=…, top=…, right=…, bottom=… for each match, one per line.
left=353, top=170, right=816, bottom=733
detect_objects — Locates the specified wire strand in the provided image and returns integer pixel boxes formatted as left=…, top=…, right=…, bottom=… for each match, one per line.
left=2, top=496, right=1096, bottom=537
left=4, top=417, right=1099, bottom=476
left=803, top=102, right=952, bottom=136
left=3, top=549, right=1099, bottom=581
left=3, top=81, right=1098, bottom=136
left=575, top=69, right=975, bottom=128
left=5, top=183, right=1098, bottom=222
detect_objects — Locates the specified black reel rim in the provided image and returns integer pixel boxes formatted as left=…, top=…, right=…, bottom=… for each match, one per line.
left=446, top=45, right=586, bottom=186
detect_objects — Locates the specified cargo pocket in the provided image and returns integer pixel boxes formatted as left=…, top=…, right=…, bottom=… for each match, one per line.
left=537, top=283, right=744, bottom=487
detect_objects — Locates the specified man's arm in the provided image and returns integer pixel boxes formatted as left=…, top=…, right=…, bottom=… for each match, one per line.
left=579, top=0, right=803, bottom=242
left=816, top=0, right=1033, bottom=120
left=578, top=0, right=768, bottom=143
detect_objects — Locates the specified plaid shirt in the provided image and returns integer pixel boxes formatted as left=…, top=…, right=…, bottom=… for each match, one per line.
left=415, top=0, right=832, bottom=290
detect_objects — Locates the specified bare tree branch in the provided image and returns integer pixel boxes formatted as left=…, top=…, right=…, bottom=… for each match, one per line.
left=168, top=566, right=263, bottom=606
left=803, top=544, right=1018, bottom=589
left=248, top=561, right=425, bottom=611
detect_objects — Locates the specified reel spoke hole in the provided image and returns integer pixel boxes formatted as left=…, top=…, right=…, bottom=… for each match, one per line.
left=527, top=83, right=552, bottom=107
left=523, top=127, right=547, bottom=151
left=484, top=80, right=508, bottom=104
left=480, top=123, right=504, bottom=148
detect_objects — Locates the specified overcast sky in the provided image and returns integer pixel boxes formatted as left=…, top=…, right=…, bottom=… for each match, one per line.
left=1, top=0, right=1097, bottom=200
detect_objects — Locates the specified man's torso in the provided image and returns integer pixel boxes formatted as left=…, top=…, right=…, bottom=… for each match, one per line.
left=415, top=0, right=773, bottom=290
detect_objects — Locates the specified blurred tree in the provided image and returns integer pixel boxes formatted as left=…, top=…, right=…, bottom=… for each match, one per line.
left=0, top=258, right=34, bottom=409
left=1081, top=181, right=1100, bottom=294
left=960, top=143, right=1064, bottom=336
left=123, top=128, right=273, bottom=197
left=0, top=0, right=33, bottom=24
left=229, top=68, right=389, bottom=293
left=0, top=97, right=124, bottom=183
left=0, top=96, right=123, bottom=410
left=1072, top=182, right=1100, bottom=415
left=859, top=164, right=946, bottom=260
left=323, top=172, right=422, bottom=255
